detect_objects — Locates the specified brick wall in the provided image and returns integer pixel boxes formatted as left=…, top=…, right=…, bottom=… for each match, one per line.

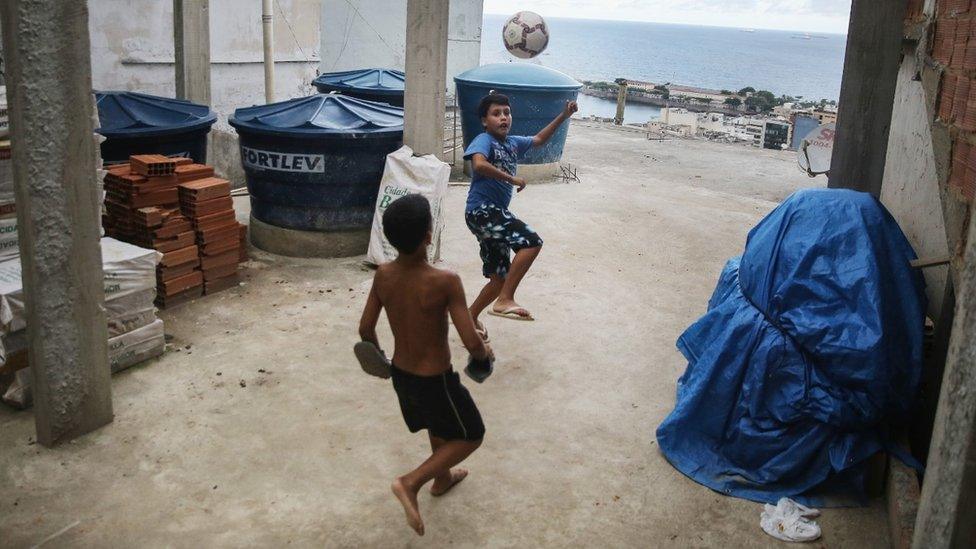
left=932, top=0, right=976, bottom=251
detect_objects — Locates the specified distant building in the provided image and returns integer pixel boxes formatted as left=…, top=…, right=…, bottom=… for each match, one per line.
left=660, top=108, right=699, bottom=134
left=762, top=120, right=791, bottom=150
left=744, top=120, right=765, bottom=147
left=813, top=108, right=838, bottom=125
left=699, top=112, right=726, bottom=133
left=626, top=80, right=661, bottom=94
left=667, top=84, right=727, bottom=103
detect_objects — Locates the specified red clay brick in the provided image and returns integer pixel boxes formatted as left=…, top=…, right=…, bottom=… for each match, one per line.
left=956, top=78, right=974, bottom=126
left=159, top=270, right=203, bottom=296
left=941, top=74, right=958, bottom=122
left=203, top=272, right=241, bottom=295
left=130, top=154, right=177, bottom=177
left=952, top=22, right=971, bottom=67
left=178, top=177, right=231, bottom=202
left=200, top=249, right=239, bottom=271
left=160, top=245, right=200, bottom=268
left=203, top=263, right=238, bottom=282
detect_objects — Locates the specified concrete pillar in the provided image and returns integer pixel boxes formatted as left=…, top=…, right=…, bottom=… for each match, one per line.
left=827, top=0, right=906, bottom=196
left=403, top=0, right=449, bottom=157
left=174, top=0, right=211, bottom=105
left=0, top=0, right=113, bottom=446
left=913, top=214, right=976, bottom=547
left=615, top=79, right=628, bottom=125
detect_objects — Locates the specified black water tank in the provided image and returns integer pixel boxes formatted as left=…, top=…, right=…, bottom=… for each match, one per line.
left=95, top=91, right=217, bottom=164
left=229, top=94, right=403, bottom=232
left=312, top=68, right=405, bottom=107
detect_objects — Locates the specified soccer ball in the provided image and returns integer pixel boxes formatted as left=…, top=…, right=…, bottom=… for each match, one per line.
left=503, top=11, right=549, bottom=59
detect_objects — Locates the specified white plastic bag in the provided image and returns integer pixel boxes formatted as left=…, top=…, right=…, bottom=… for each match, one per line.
left=365, top=145, right=450, bottom=265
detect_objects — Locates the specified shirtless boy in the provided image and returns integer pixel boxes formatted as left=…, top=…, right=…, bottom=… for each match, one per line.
left=358, top=194, right=493, bottom=536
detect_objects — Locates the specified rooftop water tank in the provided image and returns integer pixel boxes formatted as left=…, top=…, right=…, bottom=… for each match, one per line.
left=454, top=63, right=581, bottom=170
left=95, top=91, right=217, bottom=164
left=229, top=94, right=403, bottom=257
left=312, top=68, right=406, bottom=107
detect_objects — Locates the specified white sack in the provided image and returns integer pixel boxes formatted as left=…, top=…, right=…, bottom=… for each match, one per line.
left=365, top=146, right=450, bottom=265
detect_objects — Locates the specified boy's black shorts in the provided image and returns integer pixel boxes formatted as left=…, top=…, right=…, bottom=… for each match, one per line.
left=390, top=364, right=485, bottom=442
left=465, top=203, right=543, bottom=278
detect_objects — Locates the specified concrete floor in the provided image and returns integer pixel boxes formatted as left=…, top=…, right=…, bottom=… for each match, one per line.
left=0, top=123, right=890, bottom=547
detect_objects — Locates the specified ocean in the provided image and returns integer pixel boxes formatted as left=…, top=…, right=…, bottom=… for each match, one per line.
left=479, top=15, right=847, bottom=124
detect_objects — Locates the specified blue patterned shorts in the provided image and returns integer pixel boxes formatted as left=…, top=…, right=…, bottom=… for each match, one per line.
left=465, top=203, right=543, bottom=278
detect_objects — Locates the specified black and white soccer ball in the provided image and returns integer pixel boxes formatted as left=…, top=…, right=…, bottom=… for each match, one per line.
left=503, top=11, right=549, bottom=59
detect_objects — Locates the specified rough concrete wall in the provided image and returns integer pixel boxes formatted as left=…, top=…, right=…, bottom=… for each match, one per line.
left=320, top=0, right=483, bottom=98
left=882, top=57, right=950, bottom=318
left=88, top=0, right=321, bottom=185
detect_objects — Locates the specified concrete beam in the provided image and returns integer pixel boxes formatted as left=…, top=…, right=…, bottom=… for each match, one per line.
left=827, top=0, right=907, bottom=196
left=0, top=0, right=113, bottom=446
left=403, top=0, right=449, bottom=157
left=174, top=0, right=212, bottom=105
left=913, top=213, right=976, bottom=547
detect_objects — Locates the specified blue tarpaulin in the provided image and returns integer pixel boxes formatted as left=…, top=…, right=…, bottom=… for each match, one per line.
left=656, top=188, right=926, bottom=506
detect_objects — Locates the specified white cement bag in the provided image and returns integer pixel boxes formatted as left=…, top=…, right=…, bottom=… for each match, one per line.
left=1, top=319, right=166, bottom=407
left=365, top=146, right=450, bottom=265
left=101, top=237, right=161, bottom=302
left=108, top=318, right=165, bottom=374
left=0, top=216, right=18, bottom=263
left=106, top=287, right=157, bottom=337
left=0, top=238, right=159, bottom=357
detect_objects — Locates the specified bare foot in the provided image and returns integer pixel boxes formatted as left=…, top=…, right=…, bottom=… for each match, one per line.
left=491, top=298, right=533, bottom=320
left=430, top=468, right=468, bottom=497
left=391, top=478, right=424, bottom=536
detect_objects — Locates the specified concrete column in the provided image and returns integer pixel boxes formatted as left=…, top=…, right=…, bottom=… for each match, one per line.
left=827, top=0, right=906, bottom=196
left=174, top=0, right=211, bottom=105
left=615, top=79, right=628, bottom=125
left=0, top=0, right=113, bottom=446
left=913, top=214, right=976, bottom=547
left=404, top=0, right=449, bottom=157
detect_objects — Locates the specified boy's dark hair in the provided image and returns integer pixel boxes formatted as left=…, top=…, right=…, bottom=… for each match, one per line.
left=383, top=194, right=432, bottom=254
left=478, top=92, right=510, bottom=119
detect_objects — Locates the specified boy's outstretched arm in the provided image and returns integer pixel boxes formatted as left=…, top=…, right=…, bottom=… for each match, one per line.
left=532, top=100, right=578, bottom=148
left=358, top=279, right=382, bottom=347
left=471, top=153, right=526, bottom=192
left=445, top=273, right=491, bottom=361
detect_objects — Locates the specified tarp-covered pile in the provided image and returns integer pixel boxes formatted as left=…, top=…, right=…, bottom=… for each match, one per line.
left=656, top=189, right=926, bottom=506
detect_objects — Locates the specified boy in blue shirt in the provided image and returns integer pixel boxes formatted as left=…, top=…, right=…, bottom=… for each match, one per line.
left=463, top=92, right=577, bottom=335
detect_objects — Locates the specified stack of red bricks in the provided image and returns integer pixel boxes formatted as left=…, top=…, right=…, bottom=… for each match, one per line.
left=933, top=0, right=976, bottom=203
left=103, top=154, right=246, bottom=307
left=178, top=176, right=245, bottom=295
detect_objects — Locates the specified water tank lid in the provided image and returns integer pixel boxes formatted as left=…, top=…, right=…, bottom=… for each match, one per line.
left=454, top=63, right=582, bottom=91
left=229, top=95, right=404, bottom=138
left=313, top=68, right=405, bottom=96
left=94, top=91, right=217, bottom=138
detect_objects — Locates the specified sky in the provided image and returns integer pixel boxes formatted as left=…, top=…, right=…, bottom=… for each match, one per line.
left=483, top=0, right=852, bottom=34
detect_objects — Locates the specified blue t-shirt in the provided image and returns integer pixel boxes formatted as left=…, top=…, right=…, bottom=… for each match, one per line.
left=463, top=133, right=534, bottom=211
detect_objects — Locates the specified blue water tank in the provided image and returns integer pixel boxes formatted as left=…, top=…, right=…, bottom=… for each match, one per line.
left=313, top=68, right=406, bottom=107
left=229, top=95, right=403, bottom=232
left=454, top=63, right=581, bottom=164
left=791, top=116, right=820, bottom=151
left=95, top=91, right=217, bottom=164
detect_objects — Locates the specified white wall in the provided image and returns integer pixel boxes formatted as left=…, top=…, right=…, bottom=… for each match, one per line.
left=319, top=0, right=484, bottom=99
left=88, top=0, right=321, bottom=182
left=882, top=57, right=950, bottom=318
